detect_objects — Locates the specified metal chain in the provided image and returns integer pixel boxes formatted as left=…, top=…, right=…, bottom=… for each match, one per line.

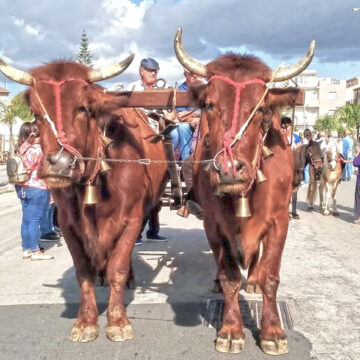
left=78, top=156, right=214, bottom=166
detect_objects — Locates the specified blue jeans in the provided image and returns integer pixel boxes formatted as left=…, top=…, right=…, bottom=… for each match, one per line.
left=16, top=186, right=50, bottom=251
left=40, top=199, right=55, bottom=235
left=303, top=163, right=309, bottom=184
left=170, top=123, right=193, bottom=160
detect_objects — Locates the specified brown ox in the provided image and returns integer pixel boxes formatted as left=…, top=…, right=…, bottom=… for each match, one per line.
left=0, top=57, right=168, bottom=342
left=174, top=28, right=314, bottom=355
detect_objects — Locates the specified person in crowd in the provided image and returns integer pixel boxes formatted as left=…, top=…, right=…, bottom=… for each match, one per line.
left=40, top=197, right=61, bottom=241
left=16, top=122, right=54, bottom=260
left=280, top=116, right=301, bottom=149
left=301, top=128, right=313, bottom=187
left=353, top=143, right=360, bottom=224
left=342, top=130, right=354, bottom=181
left=316, top=130, right=328, bottom=154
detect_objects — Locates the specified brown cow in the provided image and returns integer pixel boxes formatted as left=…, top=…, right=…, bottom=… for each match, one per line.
left=0, top=57, right=168, bottom=342
left=174, top=28, right=314, bottom=355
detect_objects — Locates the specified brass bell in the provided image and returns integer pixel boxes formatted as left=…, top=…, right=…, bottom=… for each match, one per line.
left=100, top=160, right=111, bottom=173
left=102, top=136, right=115, bottom=148
left=235, top=196, right=251, bottom=218
left=256, top=169, right=267, bottom=183
left=83, top=184, right=98, bottom=205
left=262, top=145, right=274, bottom=160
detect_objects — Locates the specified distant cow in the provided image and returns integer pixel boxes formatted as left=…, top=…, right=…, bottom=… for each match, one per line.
left=174, top=28, right=314, bottom=355
left=0, top=56, right=168, bottom=342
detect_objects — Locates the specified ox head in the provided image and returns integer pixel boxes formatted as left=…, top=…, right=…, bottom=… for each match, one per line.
left=0, top=54, right=134, bottom=188
left=174, top=28, right=315, bottom=195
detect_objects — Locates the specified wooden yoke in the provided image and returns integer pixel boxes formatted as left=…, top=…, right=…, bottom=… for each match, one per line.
left=106, top=89, right=195, bottom=109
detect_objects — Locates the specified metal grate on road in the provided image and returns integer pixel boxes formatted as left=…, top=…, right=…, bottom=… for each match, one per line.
left=203, top=299, right=293, bottom=330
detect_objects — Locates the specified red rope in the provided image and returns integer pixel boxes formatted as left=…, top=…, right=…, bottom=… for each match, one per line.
left=209, top=75, right=265, bottom=175
left=41, top=79, right=88, bottom=158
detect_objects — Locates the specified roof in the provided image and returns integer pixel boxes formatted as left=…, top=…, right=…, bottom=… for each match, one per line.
left=0, top=86, right=9, bottom=95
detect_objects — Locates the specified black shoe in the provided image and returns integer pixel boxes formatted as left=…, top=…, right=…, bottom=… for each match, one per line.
left=135, top=236, right=143, bottom=246
left=146, top=231, right=167, bottom=242
left=40, top=232, right=61, bottom=241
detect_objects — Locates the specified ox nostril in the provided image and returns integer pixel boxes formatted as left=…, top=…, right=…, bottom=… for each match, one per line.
left=234, top=160, right=244, bottom=172
left=48, top=154, right=59, bottom=165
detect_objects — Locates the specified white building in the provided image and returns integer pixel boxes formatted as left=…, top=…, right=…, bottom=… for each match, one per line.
left=282, top=70, right=347, bottom=132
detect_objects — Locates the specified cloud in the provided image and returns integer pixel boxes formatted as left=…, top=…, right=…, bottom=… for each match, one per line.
left=0, top=0, right=360, bottom=92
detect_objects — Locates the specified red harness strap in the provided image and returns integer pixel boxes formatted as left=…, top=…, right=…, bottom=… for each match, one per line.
left=40, top=78, right=89, bottom=158
left=209, top=75, right=265, bottom=175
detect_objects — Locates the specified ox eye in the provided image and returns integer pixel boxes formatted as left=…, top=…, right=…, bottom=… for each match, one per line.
left=204, top=102, right=213, bottom=111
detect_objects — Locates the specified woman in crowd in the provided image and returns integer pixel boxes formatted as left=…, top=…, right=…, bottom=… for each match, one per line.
left=16, top=122, right=54, bottom=260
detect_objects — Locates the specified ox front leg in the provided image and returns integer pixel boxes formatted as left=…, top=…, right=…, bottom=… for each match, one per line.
left=257, top=221, right=289, bottom=355
left=105, top=220, right=140, bottom=342
left=215, top=255, right=245, bottom=354
left=65, top=236, right=99, bottom=342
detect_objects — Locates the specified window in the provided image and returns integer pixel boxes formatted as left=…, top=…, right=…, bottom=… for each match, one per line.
left=328, top=92, right=337, bottom=100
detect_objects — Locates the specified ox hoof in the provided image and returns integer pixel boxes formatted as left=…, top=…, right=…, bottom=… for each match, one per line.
left=260, top=338, right=289, bottom=355
left=106, top=324, right=134, bottom=342
left=291, top=213, right=300, bottom=220
left=245, top=283, right=262, bottom=294
left=333, top=211, right=340, bottom=217
left=69, top=325, right=99, bottom=343
left=215, top=335, right=245, bottom=353
left=323, top=211, right=331, bottom=216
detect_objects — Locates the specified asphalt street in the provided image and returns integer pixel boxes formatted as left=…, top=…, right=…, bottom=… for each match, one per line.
left=0, top=172, right=359, bottom=360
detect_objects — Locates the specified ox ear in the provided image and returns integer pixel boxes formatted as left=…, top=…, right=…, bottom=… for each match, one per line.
left=266, top=88, right=304, bottom=108
left=85, top=85, right=131, bottom=114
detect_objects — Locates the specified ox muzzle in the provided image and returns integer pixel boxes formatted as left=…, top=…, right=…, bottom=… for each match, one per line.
left=41, top=149, right=82, bottom=188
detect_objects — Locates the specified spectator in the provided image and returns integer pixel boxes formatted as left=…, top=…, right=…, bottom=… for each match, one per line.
left=40, top=196, right=61, bottom=241
left=15, top=122, right=54, bottom=260
left=302, top=128, right=313, bottom=187
left=316, top=130, right=328, bottom=154
left=342, top=130, right=354, bottom=181
left=280, top=116, right=301, bottom=149
left=353, top=143, right=360, bottom=224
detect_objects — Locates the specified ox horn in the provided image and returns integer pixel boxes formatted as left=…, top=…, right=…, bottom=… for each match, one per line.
left=271, top=40, right=315, bottom=82
left=0, top=58, right=33, bottom=85
left=174, top=28, right=207, bottom=78
left=88, top=53, right=135, bottom=83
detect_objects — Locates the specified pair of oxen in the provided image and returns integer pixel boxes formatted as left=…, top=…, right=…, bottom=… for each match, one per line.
left=0, top=29, right=315, bottom=355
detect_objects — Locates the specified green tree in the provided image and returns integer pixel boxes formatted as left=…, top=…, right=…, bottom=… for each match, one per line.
left=314, top=114, right=339, bottom=133
left=1, top=92, right=33, bottom=153
left=76, top=29, right=93, bottom=67
left=334, top=104, right=360, bottom=132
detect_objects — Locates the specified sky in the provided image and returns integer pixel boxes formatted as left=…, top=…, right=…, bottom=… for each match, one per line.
left=1, top=0, right=360, bottom=96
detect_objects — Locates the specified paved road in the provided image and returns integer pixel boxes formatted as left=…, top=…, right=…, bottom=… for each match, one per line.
left=0, top=177, right=358, bottom=360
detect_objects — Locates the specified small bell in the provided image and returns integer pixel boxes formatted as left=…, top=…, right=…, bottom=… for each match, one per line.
left=83, top=184, right=98, bottom=205
left=262, top=145, right=274, bottom=160
left=256, top=169, right=267, bottom=183
left=235, top=196, right=251, bottom=218
left=100, top=160, right=111, bottom=173
left=102, top=136, right=115, bottom=148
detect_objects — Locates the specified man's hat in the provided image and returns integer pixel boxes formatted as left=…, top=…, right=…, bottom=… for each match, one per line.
left=140, top=58, right=159, bottom=71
